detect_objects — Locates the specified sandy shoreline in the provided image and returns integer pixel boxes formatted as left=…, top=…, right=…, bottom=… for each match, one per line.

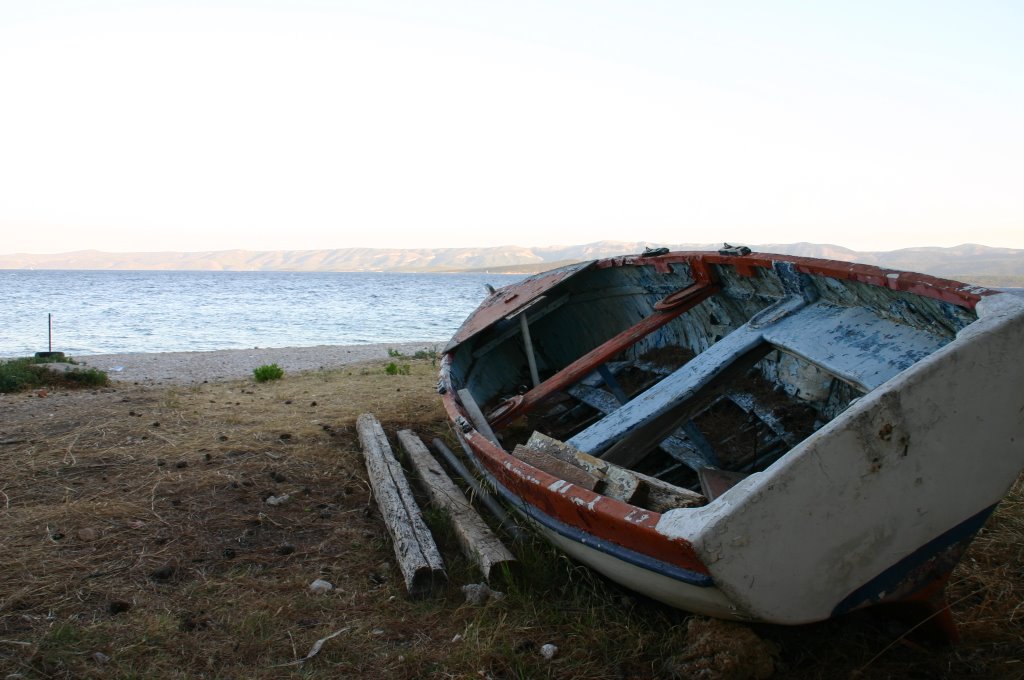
left=74, top=341, right=442, bottom=385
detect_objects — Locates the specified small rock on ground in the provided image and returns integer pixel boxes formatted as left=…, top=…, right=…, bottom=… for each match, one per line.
left=309, top=578, right=334, bottom=595
left=461, top=583, right=505, bottom=605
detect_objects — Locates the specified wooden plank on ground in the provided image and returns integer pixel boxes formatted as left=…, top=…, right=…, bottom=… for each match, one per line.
left=397, top=430, right=516, bottom=582
left=356, top=413, right=446, bottom=597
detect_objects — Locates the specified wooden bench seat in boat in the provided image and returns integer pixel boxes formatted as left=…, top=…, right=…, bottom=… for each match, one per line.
left=598, top=362, right=797, bottom=448
left=567, top=383, right=711, bottom=471
left=568, top=296, right=950, bottom=467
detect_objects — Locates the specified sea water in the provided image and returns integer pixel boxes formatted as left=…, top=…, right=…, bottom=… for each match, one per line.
left=0, top=270, right=524, bottom=357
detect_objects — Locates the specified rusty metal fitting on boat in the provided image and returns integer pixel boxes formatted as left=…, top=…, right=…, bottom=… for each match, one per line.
left=486, top=396, right=523, bottom=424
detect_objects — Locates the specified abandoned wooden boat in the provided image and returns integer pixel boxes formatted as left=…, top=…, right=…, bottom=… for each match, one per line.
left=438, top=249, right=1024, bottom=629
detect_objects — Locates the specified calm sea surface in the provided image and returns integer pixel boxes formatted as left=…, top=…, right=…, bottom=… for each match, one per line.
left=0, top=270, right=524, bottom=357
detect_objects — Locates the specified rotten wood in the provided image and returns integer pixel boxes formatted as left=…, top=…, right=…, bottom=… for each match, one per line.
left=640, top=472, right=708, bottom=512
left=397, top=430, right=516, bottom=582
left=511, top=444, right=601, bottom=491
left=524, top=432, right=705, bottom=510
left=356, top=413, right=445, bottom=597
left=523, top=432, right=640, bottom=503
left=728, top=391, right=797, bottom=447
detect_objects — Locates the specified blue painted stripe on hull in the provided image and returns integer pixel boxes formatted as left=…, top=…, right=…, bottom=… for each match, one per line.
left=831, top=504, right=997, bottom=617
left=462, top=440, right=714, bottom=588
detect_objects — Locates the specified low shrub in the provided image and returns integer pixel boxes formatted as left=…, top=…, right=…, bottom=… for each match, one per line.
left=61, top=367, right=109, bottom=387
left=0, top=357, right=109, bottom=392
left=253, top=363, right=284, bottom=382
left=0, top=359, right=35, bottom=392
left=384, top=362, right=410, bottom=376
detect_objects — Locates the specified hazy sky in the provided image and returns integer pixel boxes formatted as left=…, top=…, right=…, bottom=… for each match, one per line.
left=1, top=1, right=1021, bottom=254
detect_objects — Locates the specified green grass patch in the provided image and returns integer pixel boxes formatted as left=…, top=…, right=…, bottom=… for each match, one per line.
left=253, top=363, right=285, bottom=382
left=384, top=362, right=410, bottom=376
left=0, top=356, right=109, bottom=392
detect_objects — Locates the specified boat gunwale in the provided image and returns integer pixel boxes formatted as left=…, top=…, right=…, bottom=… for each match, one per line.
left=597, top=251, right=994, bottom=310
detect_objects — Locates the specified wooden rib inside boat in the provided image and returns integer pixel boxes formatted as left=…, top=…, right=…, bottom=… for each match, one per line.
left=438, top=249, right=1024, bottom=630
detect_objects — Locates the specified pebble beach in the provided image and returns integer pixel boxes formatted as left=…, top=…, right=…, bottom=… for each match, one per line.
left=74, top=341, right=441, bottom=385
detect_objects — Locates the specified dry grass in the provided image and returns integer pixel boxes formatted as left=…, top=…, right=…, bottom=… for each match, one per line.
left=0, top=357, right=1022, bottom=679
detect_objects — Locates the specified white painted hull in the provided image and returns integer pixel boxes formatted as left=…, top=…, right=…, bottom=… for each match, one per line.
left=656, top=293, right=1024, bottom=623
left=525, top=512, right=742, bottom=619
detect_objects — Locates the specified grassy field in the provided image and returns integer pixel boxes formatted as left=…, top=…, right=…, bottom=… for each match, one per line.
left=0, top=356, right=1021, bottom=679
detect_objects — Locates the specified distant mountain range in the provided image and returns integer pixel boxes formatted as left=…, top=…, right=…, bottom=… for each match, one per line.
left=2, top=241, right=1023, bottom=285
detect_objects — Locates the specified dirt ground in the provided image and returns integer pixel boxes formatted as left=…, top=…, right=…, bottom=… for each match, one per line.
left=1, top=358, right=1022, bottom=679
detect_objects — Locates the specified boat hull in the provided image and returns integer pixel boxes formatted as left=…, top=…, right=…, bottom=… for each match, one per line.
left=440, top=251, right=1024, bottom=624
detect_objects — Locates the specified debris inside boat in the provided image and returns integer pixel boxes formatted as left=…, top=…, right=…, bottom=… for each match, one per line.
left=438, top=248, right=1024, bottom=632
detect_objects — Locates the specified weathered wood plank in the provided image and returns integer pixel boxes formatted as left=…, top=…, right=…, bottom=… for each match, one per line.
left=397, top=430, right=516, bottom=582
left=761, top=303, right=949, bottom=392
left=518, top=313, right=541, bottom=387
left=511, top=444, right=601, bottom=491
left=640, top=471, right=707, bottom=512
left=524, top=432, right=641, bottom=503
left=356, top=414, right=446, bottom=597
left=457, top=388, right=501, bottom=447
left=567, top=383, right=711, bottom=471
left=595, top=364, right=629, bottom=404
left=524, top=432, right=706, bottom=510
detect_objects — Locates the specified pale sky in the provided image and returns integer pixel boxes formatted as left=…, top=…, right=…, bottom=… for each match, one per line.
left=1, top=1, right=1021, bottom=254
